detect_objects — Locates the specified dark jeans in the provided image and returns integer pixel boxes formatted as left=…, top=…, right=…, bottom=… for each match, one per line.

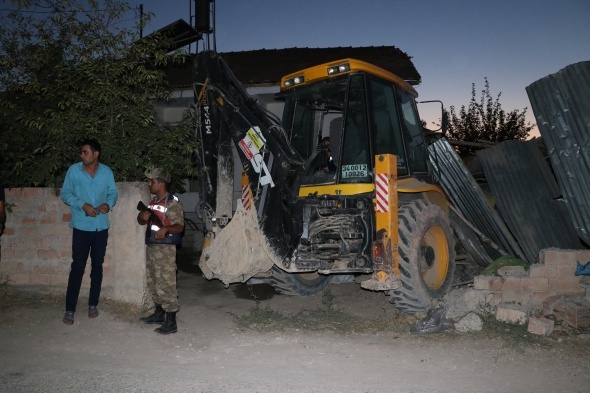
left=65, top=228, right=109, bottom=312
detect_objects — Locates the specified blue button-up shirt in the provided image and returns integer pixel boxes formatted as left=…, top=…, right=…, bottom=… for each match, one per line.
left=61, top=162, right=118, bottom=231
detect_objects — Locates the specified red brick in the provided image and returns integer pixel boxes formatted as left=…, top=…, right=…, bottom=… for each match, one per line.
left=39, top=200, right=62, bottom=212
left=521, top=277, right=549, bottom=291
left=39, top=214, right=57, bottom=224
left=50, top=274, right=68, bottom=286
left=6, top=188, right=25, bottom=198
left=36, top=249, right=59, bottom=260
left=30, top=237, right=49, bottom=249
left=0, top=261, right=27, bottom=273
left=565, top=303, right=590, bottom=328
left=501, top=277, right=522, bottom=291
left=14, top=248, right=37, bottom=259
left=19, top=226, right=40, bottom=236
left=31, top=262, right=58, bottom=274
left=30, top=274, right=51, bottom=286
left=7, top=273, right=30, bottom=285
left=0, top=247, right=16, bottom=259
left=528, top=317, right=554, bottom=336
left=24, top=188, right=47, bottom=198
left=529, top=264, right=557, bottom=278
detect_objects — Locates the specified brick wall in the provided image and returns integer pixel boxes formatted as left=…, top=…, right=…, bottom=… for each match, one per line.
left=0, top=183, right=150, bottom=306
left=473, top=248, right=589, bottom=307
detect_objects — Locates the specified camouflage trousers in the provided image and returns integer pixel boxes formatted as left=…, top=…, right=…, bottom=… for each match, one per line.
left=146, top=244, right=179, bottom=312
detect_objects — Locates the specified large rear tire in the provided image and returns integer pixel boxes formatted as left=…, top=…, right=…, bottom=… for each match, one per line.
left=268, top=267, right=333, bottom=296
left=389, top=199, right=456, bottom=313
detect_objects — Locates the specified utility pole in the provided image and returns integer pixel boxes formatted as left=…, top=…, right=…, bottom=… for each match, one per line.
left=139, top=4, right=143, bottom=38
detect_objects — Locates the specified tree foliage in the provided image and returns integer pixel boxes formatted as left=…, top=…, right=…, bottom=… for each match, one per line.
left=446, top=78, right=533, bottom=156
left=0, top=0, right=199, bottom=189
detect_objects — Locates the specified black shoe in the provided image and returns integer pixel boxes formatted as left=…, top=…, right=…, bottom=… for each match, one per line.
left=140, top=304, right=165, bottom=324
left=155, top=312, right=177, bottom=335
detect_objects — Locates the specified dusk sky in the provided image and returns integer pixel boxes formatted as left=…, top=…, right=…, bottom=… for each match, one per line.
left=129, top=0, right=589, bottom=137
left=6, top=1, right=587, bottom=136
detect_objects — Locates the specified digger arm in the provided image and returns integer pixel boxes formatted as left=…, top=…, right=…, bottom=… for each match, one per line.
left=194, top=50, right=304, bottom=262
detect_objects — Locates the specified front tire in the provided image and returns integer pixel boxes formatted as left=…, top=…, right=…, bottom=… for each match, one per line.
left=389, top=199, right=456, bottom=313
left=268, top=267, right=333, bottom=296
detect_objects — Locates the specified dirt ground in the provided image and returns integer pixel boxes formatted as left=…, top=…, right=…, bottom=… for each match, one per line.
left=1, top=249, right=590, bottom=393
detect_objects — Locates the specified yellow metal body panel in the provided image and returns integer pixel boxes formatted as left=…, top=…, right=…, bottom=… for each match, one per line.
left=361, top=154, right=401, bottom=291
left=374, top=154, right=399, bottom=276
left=280, top=58, right=418, bottom=97
left=298, top=183, right=374, bottom=197
left=298, top=177, right=446, bottom=199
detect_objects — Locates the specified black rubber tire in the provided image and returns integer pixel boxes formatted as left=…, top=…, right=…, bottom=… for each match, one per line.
left=268, top=267, right=333, bottom=296
left=389, top=199, right=456, bottom=313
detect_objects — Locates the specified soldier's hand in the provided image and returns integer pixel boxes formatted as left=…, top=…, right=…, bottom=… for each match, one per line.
left=138, top=211, right=151, bottom=222
left=155, top=227, right=168, bottom=240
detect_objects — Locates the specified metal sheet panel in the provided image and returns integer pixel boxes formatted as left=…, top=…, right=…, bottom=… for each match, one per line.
left=526, top=61, right=590, bottom=245
left=477, top=140, right=581, bottom=263
left=428, top=139, right=527, bottom=261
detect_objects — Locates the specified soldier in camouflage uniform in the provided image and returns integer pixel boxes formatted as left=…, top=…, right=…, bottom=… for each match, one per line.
left=137, top=168, right=184, bottom=335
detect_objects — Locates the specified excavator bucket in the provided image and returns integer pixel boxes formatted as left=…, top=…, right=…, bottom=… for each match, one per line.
left=199, top=204, right=280, bottom=286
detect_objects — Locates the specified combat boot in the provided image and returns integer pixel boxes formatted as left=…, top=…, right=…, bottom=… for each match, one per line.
left=155, top=311, right=177, bottom=335
left=140, top=304, right=165, bottom=324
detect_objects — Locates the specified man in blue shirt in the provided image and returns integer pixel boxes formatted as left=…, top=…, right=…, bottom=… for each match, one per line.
left=60, top=139, right=118, bottom=325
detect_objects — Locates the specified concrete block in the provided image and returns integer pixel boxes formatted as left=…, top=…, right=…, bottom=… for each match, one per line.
left=496, top=306, right=527, bottom=325
left=557, top=264, right=577, bottom=277
left=540, top=248, right=590, bottom=268
left=497, top=265, right=527, bottom=277
left=501, top=290, right=531, bottom=305
left=531, top=291, right=558, bottom=305
left=500, top=276, right=522, bottom=291
left=550, top=277, right=583, bottom=294
left=530, top=265, right=557, bottom=278
left=527, top=317, right=554, bottom=336
left=474, top=275, right=502, bottom=291
left=521, top=277, right=549, bottom=291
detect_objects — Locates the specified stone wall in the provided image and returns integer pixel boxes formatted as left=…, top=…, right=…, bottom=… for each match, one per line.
left=0, top=183, right=150, bottom=306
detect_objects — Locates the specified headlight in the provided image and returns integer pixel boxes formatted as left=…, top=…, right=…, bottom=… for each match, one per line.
left=284, top=75, right=305, bottom=88
left=327, top=62, right=350, bottom=75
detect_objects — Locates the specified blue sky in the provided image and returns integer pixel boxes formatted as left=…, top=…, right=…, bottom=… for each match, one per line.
left=110, top=1, right=590, bottom=135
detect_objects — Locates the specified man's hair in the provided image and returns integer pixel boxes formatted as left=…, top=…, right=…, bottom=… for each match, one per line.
left=80, top=138, right=102, bottom=156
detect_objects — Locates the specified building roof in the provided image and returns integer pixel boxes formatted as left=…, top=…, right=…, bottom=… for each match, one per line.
left=165, top=46, right=421, bottom=88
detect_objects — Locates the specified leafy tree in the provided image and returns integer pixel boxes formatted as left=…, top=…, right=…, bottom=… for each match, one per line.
left=446, top=78, right=533, bottom=156
left=0, top=0, right=199, bottom=189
